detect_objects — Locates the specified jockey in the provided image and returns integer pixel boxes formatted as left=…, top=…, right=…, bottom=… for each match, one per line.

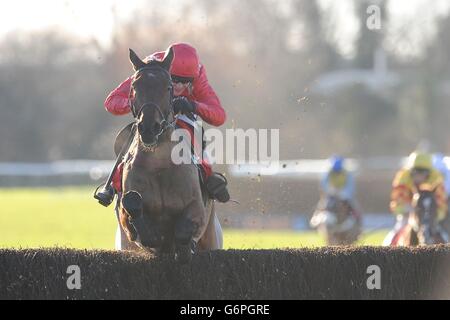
left=316, top=155, right=361, bottom=230
left=385, top=151, right=448, bottom=244
left=95, top=42, right=230, bottom=206
left=320, top=156, right=360, bottom=214
left=321, top=156, right=355, bottom=202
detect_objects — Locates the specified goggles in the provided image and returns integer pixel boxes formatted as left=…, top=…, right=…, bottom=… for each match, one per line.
left=171, top=75, right=193, bottom=84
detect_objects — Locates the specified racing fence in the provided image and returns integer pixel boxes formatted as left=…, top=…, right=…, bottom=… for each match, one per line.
left=1, top=246, right=449, bottom=299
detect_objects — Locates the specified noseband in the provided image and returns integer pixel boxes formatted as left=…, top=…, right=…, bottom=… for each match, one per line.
left=130, top=65, right=175, bottom=148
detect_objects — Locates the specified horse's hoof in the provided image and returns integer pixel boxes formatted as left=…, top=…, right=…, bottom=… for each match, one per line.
left=174, top=244, right=192, bottom=264
left=122, top=191, right=143, bottom=219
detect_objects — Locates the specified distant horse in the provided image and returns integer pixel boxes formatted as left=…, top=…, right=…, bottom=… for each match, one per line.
left=310, top=195, right=362, bottom=245
left=115, top=48, right=222, bottom=262
left=389, top=189, right=448, bottom=246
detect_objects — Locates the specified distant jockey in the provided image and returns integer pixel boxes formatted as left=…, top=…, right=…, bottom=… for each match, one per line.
left=319, top=156, right=361, bottom=220
left=321, top=156, right=355, bottom=202
left=384, top=151, right=448, bottom=245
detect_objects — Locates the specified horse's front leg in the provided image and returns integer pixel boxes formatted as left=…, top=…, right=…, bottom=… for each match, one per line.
left=114, top=198, right=140, bottom=251
left=121, top=190, right=146, bottom=240
left=120, top=165, right=152, bottom=247
left=174, top=200, right=207, bottom=263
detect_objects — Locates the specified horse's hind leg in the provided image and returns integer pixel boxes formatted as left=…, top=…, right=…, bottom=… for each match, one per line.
left=198, top=201, right=223, bottom=250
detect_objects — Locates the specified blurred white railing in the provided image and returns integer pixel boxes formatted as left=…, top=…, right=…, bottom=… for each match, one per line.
left=229, top=157, right=409, bottom=178
left=1, top=156, right=447, bottom=180
left=0, top=160, right=114, bottom=180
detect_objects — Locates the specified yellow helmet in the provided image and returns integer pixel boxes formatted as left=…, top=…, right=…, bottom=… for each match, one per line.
left=406, top=152, right=433, bottom=170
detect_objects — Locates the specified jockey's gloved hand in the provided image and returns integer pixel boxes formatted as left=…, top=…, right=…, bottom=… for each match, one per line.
left=173, top=97, right=196, bottom=115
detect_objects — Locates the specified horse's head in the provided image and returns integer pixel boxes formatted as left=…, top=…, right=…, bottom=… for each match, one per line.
left=313, top=195, right=349, bottom=230
left=324, top=195, right=339, bottom=213
left=411, top=188, right=438, bottom=244
left=129, top=48, right=174, bottom=148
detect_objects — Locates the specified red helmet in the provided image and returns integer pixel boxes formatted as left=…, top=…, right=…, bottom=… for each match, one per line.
left=169, top=43, right=200, bottom=79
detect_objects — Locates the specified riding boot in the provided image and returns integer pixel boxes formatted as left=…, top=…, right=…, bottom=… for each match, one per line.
left=206, top=172, right=230, bottom=203
left=94, top=183, right=116, bottom=207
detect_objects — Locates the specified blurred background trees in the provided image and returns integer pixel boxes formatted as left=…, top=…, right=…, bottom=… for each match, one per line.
left=1, top=0, right=450, bottom=162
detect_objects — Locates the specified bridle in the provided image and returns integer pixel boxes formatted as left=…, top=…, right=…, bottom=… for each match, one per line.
left=129, top=64, right=176, bottom=148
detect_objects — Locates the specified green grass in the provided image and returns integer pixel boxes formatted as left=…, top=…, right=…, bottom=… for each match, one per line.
left=0, top=187, right=117, bottom=249
left=224, top=229, right=387, bottom=249
left=0, top=187, right=388, bottom=249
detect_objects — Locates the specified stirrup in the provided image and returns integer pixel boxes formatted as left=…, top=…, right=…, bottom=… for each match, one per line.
left=94, top=184, right=115, bottom=207
left=206, top=172, right=230, bottom=203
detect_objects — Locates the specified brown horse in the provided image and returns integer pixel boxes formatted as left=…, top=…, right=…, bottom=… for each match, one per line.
left=310, top=195, right=362, bottom=245
left=392, top=189, right=448, bottom=246
left=115, top=48, right=222, bottom=262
